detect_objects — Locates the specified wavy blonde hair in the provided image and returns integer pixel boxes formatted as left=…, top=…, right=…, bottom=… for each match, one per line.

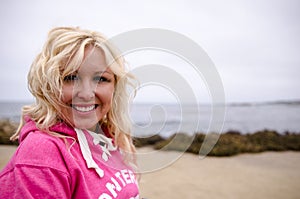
left=11, top=27, right=137, bottom=161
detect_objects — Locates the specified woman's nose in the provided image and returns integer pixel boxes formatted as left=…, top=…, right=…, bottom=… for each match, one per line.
left=75, top=80, right=96, bottom=101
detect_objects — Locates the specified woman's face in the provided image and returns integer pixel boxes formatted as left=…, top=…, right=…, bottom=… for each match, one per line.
left=61, top=46, right=115, bottom=131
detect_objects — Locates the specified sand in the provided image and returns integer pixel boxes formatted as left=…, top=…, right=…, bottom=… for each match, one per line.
left=1, top=145, right=299, bottom=199
left=0, top=145, right=17, bottom=169
left=137, top=147, right=300, bottom=199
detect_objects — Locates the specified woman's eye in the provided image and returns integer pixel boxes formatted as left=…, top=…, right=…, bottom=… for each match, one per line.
left=64, top=75, right=78, bottom=82
left=94, top=76, right=110, bottom=83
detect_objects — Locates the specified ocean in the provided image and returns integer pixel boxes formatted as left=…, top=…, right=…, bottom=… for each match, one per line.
left=0, top=101, right=299, bottom=137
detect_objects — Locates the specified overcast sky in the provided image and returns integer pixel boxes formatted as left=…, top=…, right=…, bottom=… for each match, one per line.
left=0, top=0, right=299, bottom=103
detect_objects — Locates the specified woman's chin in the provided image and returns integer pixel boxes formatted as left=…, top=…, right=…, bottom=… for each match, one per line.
left=73, top=122, right=97, bottom=131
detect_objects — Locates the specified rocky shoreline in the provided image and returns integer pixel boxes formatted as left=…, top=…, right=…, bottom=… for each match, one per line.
left=134, top=130, right=300, bottom=156
left=1, top=119, right=300, bottom=156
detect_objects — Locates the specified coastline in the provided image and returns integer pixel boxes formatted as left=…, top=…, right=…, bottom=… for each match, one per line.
left=1, top=145, right=299, bottom=199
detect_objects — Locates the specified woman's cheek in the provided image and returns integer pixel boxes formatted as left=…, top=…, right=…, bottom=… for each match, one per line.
left=61, top=85, right=74, bottom=103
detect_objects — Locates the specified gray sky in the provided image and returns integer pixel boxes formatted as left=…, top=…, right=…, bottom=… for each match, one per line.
left=0, top=0, right=299, bottom=103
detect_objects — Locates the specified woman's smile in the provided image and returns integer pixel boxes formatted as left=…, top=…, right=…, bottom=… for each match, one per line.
left=71, top=104, right=98, bottom=113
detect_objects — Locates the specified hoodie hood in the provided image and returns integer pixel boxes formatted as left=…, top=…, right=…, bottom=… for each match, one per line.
left=19, top=117, right=77, bottom=143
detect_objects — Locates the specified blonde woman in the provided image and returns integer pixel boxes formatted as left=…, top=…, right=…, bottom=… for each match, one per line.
left=0, top=27, right=139, bottom=198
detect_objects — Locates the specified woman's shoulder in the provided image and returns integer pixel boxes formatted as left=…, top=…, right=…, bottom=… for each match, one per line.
left=13, top=130, right=75, bottom=171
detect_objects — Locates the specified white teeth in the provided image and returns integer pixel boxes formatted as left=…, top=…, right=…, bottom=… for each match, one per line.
left=72, top=105, right=95, bottom=112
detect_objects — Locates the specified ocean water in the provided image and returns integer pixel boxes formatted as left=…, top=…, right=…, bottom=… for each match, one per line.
left=0, top=101, right=299, bottom=137
left=130, top=102, right=300, bottom=137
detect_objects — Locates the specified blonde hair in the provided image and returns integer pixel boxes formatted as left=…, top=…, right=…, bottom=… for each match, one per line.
left=11, top=27, right=137, bottom=162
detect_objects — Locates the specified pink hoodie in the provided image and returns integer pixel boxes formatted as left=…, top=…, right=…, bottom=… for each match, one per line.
left=0, top=118, right=139, bottom=199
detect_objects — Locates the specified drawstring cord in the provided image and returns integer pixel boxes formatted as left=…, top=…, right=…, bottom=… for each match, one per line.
left=75, top=128, right=116, bottom=178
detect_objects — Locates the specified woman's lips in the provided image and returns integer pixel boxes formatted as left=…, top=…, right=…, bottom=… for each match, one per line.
left=71, top=104, right=98, bottom=113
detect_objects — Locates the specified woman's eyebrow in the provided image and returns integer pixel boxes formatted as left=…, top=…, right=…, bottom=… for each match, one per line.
left=94, top=71, right=114, bottom=75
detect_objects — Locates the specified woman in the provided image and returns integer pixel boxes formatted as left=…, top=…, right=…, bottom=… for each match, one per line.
left=0, top=27, right=140, bottom=198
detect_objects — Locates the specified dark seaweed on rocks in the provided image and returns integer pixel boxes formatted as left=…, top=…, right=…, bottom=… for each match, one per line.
left=0, top=119, right=18, bottom=145
left=135, top=130, right=300, bottom=156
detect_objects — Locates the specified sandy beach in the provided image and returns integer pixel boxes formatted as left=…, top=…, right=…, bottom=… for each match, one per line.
left=1, top=145, right=299, bottom=199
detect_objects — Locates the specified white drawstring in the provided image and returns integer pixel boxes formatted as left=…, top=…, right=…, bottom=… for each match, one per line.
left=75, top=128, right=105, bottom=178
left=87, top=129, right=117, bottom=161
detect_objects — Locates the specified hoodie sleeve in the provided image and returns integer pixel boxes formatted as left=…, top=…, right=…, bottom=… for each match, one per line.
left=0, top=164, right=71, bottom=199
left=0, top=129, right=73, bottom=199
